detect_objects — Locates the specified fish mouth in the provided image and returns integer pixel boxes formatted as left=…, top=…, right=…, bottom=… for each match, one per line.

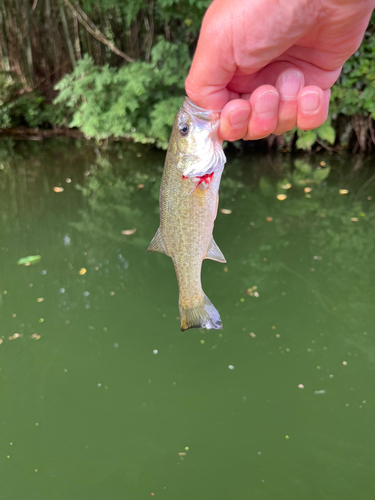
left=183, top=97, right=222, bottom=121
left=175, top=97, right=226, bottom=178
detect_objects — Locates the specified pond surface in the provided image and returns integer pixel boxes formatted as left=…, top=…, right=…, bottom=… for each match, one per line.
left=0, top=138, right=374, bottom=500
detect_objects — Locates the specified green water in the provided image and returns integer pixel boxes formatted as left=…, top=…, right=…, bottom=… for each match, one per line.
left=0, top=138, right=374, bottom=500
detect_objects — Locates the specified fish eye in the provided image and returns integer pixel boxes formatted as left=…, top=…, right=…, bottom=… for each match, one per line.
left=179, top=123, right=189, bottom=136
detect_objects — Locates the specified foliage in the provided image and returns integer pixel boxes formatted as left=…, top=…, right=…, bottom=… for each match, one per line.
left=295, top=118, right=336, bottom=151
left=1, top=1, right=375, bottom=151
left=330, top=14, right=375, bottom=119
left=55, top=39, right=190, bottom=147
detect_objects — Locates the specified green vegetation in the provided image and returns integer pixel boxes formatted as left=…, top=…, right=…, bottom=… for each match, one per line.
left=0, top=2, right=375, bottom=151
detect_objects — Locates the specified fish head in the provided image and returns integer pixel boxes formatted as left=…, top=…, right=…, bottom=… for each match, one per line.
left=171, top=97, right=226, bottom=179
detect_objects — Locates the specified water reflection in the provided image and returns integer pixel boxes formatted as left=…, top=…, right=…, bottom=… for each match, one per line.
left=0, top=139, right=374, bottom=500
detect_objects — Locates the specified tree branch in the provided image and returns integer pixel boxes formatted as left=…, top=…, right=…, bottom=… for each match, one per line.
left=62, top=0, right=135, bottom=63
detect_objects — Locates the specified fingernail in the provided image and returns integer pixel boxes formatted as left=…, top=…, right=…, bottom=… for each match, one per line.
left=300, top=91, right=320, bottom=114
left=278, top=70, right=303, bottom=100
left=254, top=91, right=278, bottom=117
left=228, top=108, right=250, bottom=127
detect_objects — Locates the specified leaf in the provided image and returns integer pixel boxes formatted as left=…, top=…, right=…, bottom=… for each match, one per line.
left=17, top=255, right=41, bottom=266
left=317, top=122, right=336, bottom=145
left=296, top=130, right=317, bottom=150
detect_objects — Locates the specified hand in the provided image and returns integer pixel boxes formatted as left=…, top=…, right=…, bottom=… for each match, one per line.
left=185, top=0, right=375, bottom=141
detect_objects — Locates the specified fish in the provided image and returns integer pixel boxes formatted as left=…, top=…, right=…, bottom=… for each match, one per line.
left=147, top=97, right=226, bottom=331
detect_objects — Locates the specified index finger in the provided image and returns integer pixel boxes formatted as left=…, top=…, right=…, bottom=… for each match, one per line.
left=185, top=5, right=237, bottom=109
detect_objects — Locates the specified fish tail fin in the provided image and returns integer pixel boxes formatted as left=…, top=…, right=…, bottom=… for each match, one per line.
left=179, top=294, right=222, bottom=331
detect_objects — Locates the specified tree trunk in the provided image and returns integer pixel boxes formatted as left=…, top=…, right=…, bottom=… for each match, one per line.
left=23, top=0, right=34, bottom=83
left=59, top=3, right=76, bottom=69
left=0, top=4, right=10, bottom=71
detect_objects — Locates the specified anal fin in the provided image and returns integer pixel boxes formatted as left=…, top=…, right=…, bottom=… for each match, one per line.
left=205, top=237, right=226, bottom=263
left=146, top=227, right=170, bottom=256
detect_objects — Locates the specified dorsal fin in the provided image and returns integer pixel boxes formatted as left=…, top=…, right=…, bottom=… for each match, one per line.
left=146, top=228, right=170, bottom=256
left=205, top=237, right=226, bottom=263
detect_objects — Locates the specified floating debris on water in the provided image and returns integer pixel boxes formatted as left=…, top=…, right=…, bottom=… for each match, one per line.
left=79, top=268, right=87, bottom=275
left=200, top=340, right=205, bottom=344
left=350, top=217, right=359, bottom=222
left=342, top=361, right=348, bottom=366
left=31, top=334, right=41, bottom=340
left=249, top=332, right=256, bottom=338
left=121, top=228, right=137, bottom=235
left=228, top=365, right=235, bottom=370
left=246, top=286, right=258, bottom=296
left=17, top=255, right=41, bottom=266
left=220, top=208, right=232, bottom=214
left=36, top=297, right=44, bottom=303
left=65, top=178, right=72, bottom=183
left=304, top=187, right=312, bottom=193
left=137, top=184, right=144, bottom=189
left=281, top=183, right=292, bottom=190
left=53, top=186, right=64, bottom=193
left=339, top=189, right=349, bottom=195
left=153, top=349, right=158, bottom=355
left=0, top=339, right=3, bottom=345
left=285, top=435, right=290, bottom=439
left=178, top=452, right=186, bottom=456
left=8, top=333, right=21, bottom=341
left=265, top=217, right=273, bottom=222
left=298, top=384, right=304, bottom=389
left=314, top=390, right=326, bottom=395
left=276, top=194, right=287, bottom=201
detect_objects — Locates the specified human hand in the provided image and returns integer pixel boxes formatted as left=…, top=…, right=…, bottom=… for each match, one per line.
left=185, top=0, right=375, bottom=141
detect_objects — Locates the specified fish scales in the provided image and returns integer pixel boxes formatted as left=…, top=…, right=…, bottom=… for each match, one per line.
left=147, top=97, right=226, bottom=331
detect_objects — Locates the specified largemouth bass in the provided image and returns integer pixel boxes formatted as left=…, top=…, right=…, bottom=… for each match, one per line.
left=147, top=97, right=226, bottom=331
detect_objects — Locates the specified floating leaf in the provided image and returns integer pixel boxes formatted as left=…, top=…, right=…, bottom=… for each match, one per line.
left=9, top=333, right=21, bottom=340
left=53, top=187, right=64, bottom=193
left=220, top=209, right=232, bottom=214
left=339, top=189, right=349, bottom=195
left=79, top=268, right=87, bottom=275
left=17, top=255, right=41, bottom=266
left=276, top=194, right=287, bottom=201
left=121, top=228, right=137, bottom=235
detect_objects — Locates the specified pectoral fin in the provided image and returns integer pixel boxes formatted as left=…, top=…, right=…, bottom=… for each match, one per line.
left=205, top=237, right=226, bottom=263
left=146, top=228, right=170, bottom=256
